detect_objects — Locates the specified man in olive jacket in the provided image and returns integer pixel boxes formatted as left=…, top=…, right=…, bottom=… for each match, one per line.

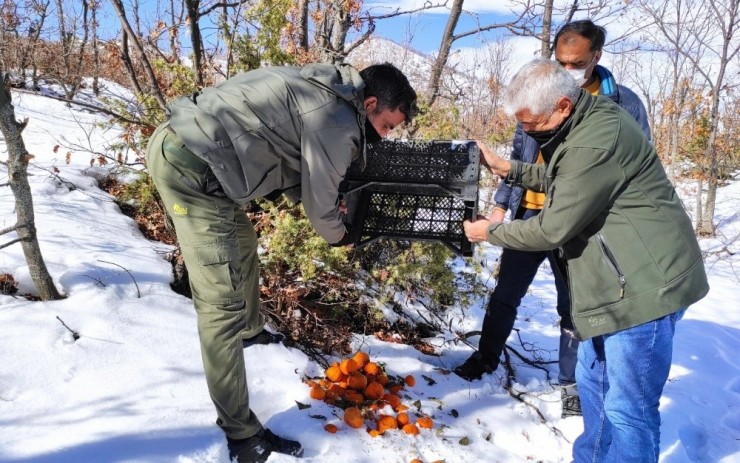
left=147, top=62, right=417, bottom=462
left=464, top=59, right=708, bottom=462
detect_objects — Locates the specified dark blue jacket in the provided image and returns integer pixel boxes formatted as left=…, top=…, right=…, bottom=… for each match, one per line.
left=494, top=65, right=651, bottom=214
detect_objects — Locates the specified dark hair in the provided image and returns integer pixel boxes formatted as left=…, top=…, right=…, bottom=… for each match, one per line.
left=552, top=19, right=607, bottom=53
left=359, top=63, right=418, bottom=123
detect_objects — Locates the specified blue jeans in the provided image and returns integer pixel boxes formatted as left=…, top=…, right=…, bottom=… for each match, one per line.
left=479, top=207, right=577, bottom=384
left=573, top=309, right=686, bottom=462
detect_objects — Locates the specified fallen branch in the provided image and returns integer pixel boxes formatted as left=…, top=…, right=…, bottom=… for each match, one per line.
left=505, top=385, right=570, bottom=442
left=98, top=260, right=140, bottom=297
left=56, top=316, right=80, bottom=341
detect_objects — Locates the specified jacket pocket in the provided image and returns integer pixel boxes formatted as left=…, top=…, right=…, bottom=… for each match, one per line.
left=596, top=233, right=626, bottom=299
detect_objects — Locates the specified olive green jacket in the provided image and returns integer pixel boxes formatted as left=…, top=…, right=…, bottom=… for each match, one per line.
left=168, top=63, right=367, bottom=244
left=486, top=91, right=709, bottom=340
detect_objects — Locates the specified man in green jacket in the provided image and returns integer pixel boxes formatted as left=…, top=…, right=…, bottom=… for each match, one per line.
left=465, top=59, right=708, bottom=462
left=147, top=62, right=417, bottom=462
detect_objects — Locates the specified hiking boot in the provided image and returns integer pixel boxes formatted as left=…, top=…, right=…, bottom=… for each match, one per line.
left=453, top=352, right=497, bottom=381
left=227, top=428, right=303, bottom=462
left=242, top=329, right=284, bottom=348
left=561, top=383, right=582, bottom=418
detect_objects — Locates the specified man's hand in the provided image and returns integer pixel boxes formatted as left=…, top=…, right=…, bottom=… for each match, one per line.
left=489, top=207, right=506, bottom=224
left=463, top=215, right=494, bottom=243
left=477, top=141, right=511, bottom=178
left=338, top=199, right=348, bottom=215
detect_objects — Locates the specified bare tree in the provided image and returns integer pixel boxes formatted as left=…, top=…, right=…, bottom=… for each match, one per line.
left=425, top=1, right=525, bottom=107
left=0, top=71, right=63, bottom=300
left=110, top=0, right=168, bottom=111
left=184, top=0, right=205, bottom=87
left=636, top=0, right=740, bottom=236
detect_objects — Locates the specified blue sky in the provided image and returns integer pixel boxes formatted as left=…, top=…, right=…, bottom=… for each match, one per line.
left=365, top=1, right=516, bottom=55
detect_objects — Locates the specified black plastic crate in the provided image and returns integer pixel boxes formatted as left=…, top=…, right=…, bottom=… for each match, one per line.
left=340, top=139, right=481, bottom=256
left=344, top=139, right=480, bottom=201
left=342, top=187, right=477, bottom=256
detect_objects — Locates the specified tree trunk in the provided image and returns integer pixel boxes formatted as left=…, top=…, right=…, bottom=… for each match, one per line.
left=169, top=0, right=182, bottom=64
left=185, top=0, right=205, bottom=87
left=297, top=0, right=309, bottom=52
left=697, top=77, right=725, bottom=236
left=91, top=0, right=100, bottom=95
left=427, top=0, right=463, bottom=107
left=111, top=0, right=168, bottom=111
left=0, top=73, right=63, bottom=300
left=694, top=177, right=704, bottom=235
left=541, top=0, right=554, bottom=58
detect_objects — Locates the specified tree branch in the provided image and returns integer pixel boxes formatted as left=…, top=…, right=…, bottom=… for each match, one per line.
left=364, top=1, right=449, bottom=21
left=12, top=88, right=151, bottom=127
left=0, top=237, right=25, bottom=250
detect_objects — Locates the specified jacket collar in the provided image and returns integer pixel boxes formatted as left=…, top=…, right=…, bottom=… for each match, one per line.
left=592, top=65, right=620, bottom=102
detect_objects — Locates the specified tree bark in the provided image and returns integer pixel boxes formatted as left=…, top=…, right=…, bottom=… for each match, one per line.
left=184, top=0, right=205, bottom=87
left=427, top=0, right=463, bottom=108
left=0, top=73, right=63, bottom=300
left=541, top=0, right=554, bottom=58
left=297, top=0, right=309, bottom=53
left=111, top=0, right=168, bottom=111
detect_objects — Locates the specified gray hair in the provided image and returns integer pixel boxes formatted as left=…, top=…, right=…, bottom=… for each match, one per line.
left=502, top=59, right=581, bottom=116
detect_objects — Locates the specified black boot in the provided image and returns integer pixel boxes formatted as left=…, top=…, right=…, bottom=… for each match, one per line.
left=242, top=329, right=284, bottom=348
left=227, top=428, right=303, bottom=462
left=453, top=351, right=497, bottom=381
left=561, top=383, right=582, bottom=418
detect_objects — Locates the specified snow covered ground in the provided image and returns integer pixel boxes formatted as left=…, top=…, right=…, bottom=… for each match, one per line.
left=1, top=83, right=738, bottom=463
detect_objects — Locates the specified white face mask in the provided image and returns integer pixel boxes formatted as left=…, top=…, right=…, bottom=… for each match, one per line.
left=564, top=56, right=596, bottom=86
left=566, top=67, right=589, bottom=85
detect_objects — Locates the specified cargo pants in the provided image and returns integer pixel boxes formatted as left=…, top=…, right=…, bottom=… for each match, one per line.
left=146, top=122, right=264, bottom=440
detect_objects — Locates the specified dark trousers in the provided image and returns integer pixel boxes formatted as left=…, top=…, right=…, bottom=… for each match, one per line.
left=478, top=207, right=578, bottom=384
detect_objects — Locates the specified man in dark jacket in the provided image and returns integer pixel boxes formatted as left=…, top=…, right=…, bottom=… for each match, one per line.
left=146, top=62, right=417, bottom=462
left=454, top=19, right=651, bottom=419
left=465, top=58, right=708, bottom=463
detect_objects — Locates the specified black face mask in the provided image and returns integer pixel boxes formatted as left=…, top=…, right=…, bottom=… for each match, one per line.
left=523, top=127, right=561, bottom=145
left=365, top=118, right=382, bottom=144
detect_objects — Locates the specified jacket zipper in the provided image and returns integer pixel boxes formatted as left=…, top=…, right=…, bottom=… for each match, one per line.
left=558, top=249, right=582, bottom=340
left=548, top=184, right=556, bottom=207
left=596, top=233, right=626, bottom=298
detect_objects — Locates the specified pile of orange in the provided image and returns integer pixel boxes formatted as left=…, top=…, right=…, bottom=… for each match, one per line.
left=305, top=351, right=435, bottom=437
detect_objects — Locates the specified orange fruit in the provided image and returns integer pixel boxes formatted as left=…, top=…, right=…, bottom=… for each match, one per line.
left=410, top=459, right=423, bottom=463
left=344, top=406, right=364, bottom=428
left=382, top=393, right=401, bottom=409
left=340, top=358, right=359, bottom=375
left=368, top=429, right=381, bottom=438
left=364, top=362, right=380, bottom=375
left=375, top=373, right=389, bottom=386
left=395, top=404, right=409, bottom=412
left=345, top=391, right=364, bottom=405
left=377, top=415, right=398, bottom=433
left=364, top=382, right=384, bottom=400
left=309, top=386, right=326, bottom=400
left=326, top=364, right=342, bottom=382
left=347, top=372, right=368, bottom=391
left=402, top=423, right=420, bottom=435
left=389, top=383, right=403, bottom=394
left=353, top=351, right=370, bottom=368
left=324, top=423, right=338, bottom=433
left=405, top=374, right=416, bottom=387
left=417, top=416, right=433, bottom=429
left=397, top=412, right=410, bottom=426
